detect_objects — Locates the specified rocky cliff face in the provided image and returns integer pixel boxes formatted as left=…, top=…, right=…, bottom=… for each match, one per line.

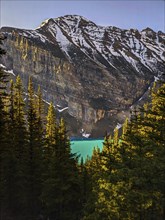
left=0, top=15, right=165, bottom=137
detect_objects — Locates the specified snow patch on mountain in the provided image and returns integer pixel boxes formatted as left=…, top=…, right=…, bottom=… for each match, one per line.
left=0, top=63, right=6, bottom=68
left=21, top=30, right=49, bottom=43
left=49, top=23, right=71, bottom=60
left=6, top=69, right=16, bottom=76
left=58, top=107, right=68, bottom=112
left=0, top=64, right=16, bottom=76
left=30, top=15, right=164, bottom=74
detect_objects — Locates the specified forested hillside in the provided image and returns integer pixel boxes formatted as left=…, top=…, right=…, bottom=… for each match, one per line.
left=82, top=81, right=165, bottom=220
left=0, top=35, right=165, bottom=220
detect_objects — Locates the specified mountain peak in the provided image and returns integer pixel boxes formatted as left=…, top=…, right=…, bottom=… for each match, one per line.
left=53, top=14, right=92, bottom=23
left=36, top=15, right=96, bottom=30
left=55, top=14, right=90, bottom=21
left=141, top=27, right=155, bottom=33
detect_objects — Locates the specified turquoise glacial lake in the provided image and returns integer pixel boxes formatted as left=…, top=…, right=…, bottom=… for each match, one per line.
left=70, top=139, right=104, bottom=160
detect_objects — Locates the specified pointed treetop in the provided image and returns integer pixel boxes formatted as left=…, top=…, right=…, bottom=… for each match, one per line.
left=46, top=102, right=57, bottom=144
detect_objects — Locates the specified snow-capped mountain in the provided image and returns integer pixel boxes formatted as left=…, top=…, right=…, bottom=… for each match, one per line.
left=42, top=15, right=164, bottom=72
left=7, top=14, right=164, bottom=73
left=0, top=15, right=164, bottom=136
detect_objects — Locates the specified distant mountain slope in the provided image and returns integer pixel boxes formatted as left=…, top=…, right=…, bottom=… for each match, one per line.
left=0, top=15, right=165, bottom=137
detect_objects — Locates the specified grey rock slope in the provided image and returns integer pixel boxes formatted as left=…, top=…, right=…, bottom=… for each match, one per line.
left=0, top=15, right=165, bottom=137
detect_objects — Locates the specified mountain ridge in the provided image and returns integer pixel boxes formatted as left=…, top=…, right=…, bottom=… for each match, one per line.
left=0, top=15, right=164, bottom=136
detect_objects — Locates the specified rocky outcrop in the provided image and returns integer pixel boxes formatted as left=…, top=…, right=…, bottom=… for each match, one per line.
left=0, top=15, right=164, bottom=137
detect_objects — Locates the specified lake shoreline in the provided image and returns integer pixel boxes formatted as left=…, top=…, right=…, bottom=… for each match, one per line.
left=70, top=137, right=104, bottom=141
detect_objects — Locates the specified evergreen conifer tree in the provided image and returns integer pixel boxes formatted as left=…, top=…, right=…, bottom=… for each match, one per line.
left=0, top=35, right=13, bottom=220
left=45, top=102, right=57, bottom=147
left=42, top=107, right=81, bottom=220
left=7, top=77, right=28, bottom=219
left=27, top=77, right=43, bottom=219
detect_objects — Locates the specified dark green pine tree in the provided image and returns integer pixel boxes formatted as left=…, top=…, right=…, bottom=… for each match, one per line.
left=42, top=106, right=81, bottom=220
left=7, top=80, right=17, bottom=215
left=78, top=157, right=90, bottom=219
left=13, top=76, right=28, bottom=153
left=142, top=82, right=165, bottom=219
left=8, top=76, right=29, bottom=219
left=57, top=117, right=82, bottom=219
left=43, top=102, right=57, bottom=178
left=115, top=83, right=165, bottom=220
left=0, top=35, right=11, bottom=220
left=41, top=102, right=56, bottom=217
left=118, top=113, right=150, bottom=219
left=45, top=102, right=57, bottom=146
left=85, top=132, right=125, bottom=220
left=35, top=85, right=44, bottom=143
left=9, top=80, right=14, bottom=123
left=82, top=146, right=102, bottom=220
left=27, top=77, right=43, bottom=219
left=0, top=35, right=8, bottom=152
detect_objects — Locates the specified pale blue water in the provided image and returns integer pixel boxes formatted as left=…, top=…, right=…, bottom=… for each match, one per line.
left=71, top=139, right=104, bottom=160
